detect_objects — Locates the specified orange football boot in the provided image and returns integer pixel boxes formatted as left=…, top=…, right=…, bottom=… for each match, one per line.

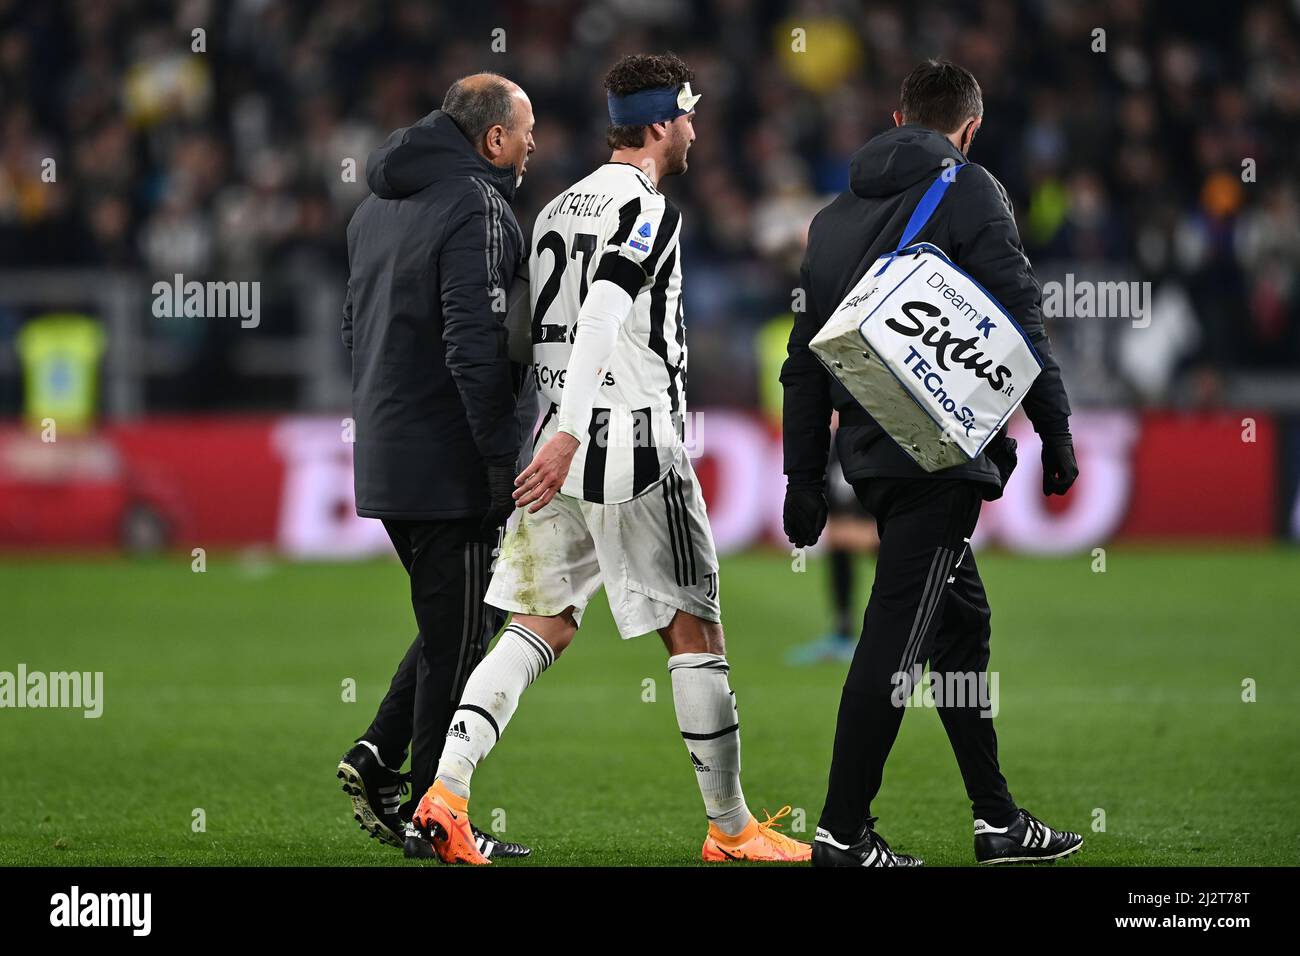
left=410, top=780, right=490, bottom=865
left=701, top=806, right=812, bottom=862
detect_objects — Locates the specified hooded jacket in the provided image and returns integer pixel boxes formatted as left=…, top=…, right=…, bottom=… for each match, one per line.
left=781, top=125, right=1072, bottom=496
left=343, top=109, right=529, bottom=520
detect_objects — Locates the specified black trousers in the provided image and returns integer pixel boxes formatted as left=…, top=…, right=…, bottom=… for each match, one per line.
left=819, top=478, right=1017, bottom=839
left=361, top=518, right=503, bottom=801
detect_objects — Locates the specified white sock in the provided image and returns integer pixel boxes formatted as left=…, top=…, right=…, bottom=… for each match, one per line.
left=435, top=622, right=555, bottom=799
left=668, top=652, right=750, bottom=837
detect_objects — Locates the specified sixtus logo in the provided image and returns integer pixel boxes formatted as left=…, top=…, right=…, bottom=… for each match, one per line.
left=890, top=665, right=999, bottom=718
left=152, top=273, right=260, bottom=328
left=885, top=301, right=1013, bottom=392
left=0, top=664, right=103, bottom=718
left=839, top=285, right=880, bottom=311
left=50, top=886, right=151, bottom=936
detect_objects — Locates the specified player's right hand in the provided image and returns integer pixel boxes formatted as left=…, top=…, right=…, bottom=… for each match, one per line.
left=514, top=431, right=581, bottom=513
left=783, top=481, right=829, bottom=548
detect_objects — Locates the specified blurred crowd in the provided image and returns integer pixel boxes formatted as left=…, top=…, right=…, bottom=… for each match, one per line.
left=1, top=0, right=1298, bottom=413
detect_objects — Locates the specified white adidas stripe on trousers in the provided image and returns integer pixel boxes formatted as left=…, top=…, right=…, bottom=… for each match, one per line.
left=896, top=540, right=968, bottom=675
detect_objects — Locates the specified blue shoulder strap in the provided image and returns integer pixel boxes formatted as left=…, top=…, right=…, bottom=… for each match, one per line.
left=896, top=163, right=966, bottom=251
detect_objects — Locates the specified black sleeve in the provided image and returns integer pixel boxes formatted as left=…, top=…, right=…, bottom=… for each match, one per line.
left=439, top=189, right=523, bottom=467
left=341, top=281, right=353, bottom=352
left=948, top=166, right=1072, bottom=436
left=779, top=251, right=834, bottom=486
left=593, top=195, right=677, bottom=297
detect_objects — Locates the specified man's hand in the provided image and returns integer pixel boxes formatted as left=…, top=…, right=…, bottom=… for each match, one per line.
left=1040, top=433, right=1078, bottom=496
left=481, top=463, right=517, bottom=534
left=783, top=481, right=829, bottom=548
left=514, top=431, right=581, bottom=513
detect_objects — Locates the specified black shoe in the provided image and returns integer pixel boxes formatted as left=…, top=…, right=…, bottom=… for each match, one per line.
left=402, top=813, right=532, bottom=861
left=400, top=787, right=532, bottom=859
left=812, top=818, right=923, bottom=867
left=337, top=744, right=407, bottom=848
left=974, top=808, right=1083, bottom=864
left=402, top=820, right=437, bottom=859
left=471, top=825, right=531, bottom=859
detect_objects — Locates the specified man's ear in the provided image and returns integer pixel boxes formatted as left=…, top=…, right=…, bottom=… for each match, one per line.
left=892, top=110, right=905, bottom=128
left=961, top=117, right=982, bottom=153
left=484, top=124, right=505, bottom=159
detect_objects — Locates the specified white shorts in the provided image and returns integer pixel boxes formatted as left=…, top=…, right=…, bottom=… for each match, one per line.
left=485, top=461, right=721, bottom=639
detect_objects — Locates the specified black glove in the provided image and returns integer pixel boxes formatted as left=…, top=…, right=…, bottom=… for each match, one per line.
left=481, top=462, right=517, bottom=533
left=783, top=481, right=828, bottom=548
left=1040, top=433, right=1078, bottom=496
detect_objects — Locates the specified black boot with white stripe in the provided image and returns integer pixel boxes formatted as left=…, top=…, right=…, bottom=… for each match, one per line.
left=812, top=818, right=924, bottom=867
left=402, top=818, right=533, bottom=860
left=974, top=809, right=1083, bottom=864
left=337, top=743, right=407, bottom=847
left=473, top=828, right=532, bottom=859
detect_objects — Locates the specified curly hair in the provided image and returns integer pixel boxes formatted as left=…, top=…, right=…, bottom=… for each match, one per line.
left=603, top=52, right=695, bottom=150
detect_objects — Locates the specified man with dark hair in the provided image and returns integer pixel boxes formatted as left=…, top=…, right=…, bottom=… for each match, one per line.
left=335, top=73, right=535, bottom=860
left=405, top=52, right=810, bottom=865
left=783, top=58, right=1083, bottom=866
left=899, top=58, right=986, bottom=136
left=602, top=51, right=695, bottom=150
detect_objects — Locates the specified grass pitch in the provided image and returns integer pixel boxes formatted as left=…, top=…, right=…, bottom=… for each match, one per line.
left=1, top=547, right=1297, bottom=866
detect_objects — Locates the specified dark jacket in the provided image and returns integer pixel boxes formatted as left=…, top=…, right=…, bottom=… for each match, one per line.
left=782, top=125, right=1072, bottom=497
left=343, top=110, right=527, bottom=520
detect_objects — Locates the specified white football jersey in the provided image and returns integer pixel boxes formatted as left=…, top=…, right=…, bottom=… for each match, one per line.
left=529, top=162, right=687, bottom=504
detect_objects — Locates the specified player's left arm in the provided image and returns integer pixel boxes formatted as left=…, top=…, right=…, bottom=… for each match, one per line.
left=515, top=195, right=676, bottom=511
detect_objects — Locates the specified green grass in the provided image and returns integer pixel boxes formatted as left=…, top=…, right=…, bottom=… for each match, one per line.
left=1, top=547, right=1297, bottom=866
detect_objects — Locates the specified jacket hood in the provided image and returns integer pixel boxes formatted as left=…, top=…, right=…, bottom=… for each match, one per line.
left=366, top=109, right=517, bottom=202
left=849, top=125, right=966, bottom=199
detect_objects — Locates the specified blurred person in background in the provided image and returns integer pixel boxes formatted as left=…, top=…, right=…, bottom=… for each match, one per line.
left=335, top=73, right=535, bottom=861
left=3, top=1, right=1295, bottom=418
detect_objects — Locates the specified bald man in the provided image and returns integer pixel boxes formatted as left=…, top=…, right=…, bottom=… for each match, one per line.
left=336, top=74, right=536, bottom=859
